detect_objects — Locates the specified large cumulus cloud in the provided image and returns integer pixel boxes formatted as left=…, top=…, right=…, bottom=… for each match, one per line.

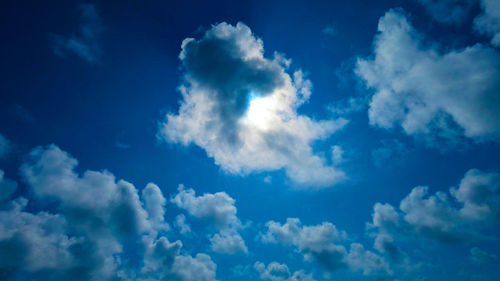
left=158, top=22, right=347, bottom=188
left=356, top=9, right=500, bottom=144
left=0, top=145, right=217, bottom=281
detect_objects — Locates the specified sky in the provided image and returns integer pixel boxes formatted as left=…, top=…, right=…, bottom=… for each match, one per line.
left=0, top=0, right=500, bottom=280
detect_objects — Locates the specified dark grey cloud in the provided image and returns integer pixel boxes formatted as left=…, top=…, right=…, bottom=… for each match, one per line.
left=51, top=3, right=103, bottom=64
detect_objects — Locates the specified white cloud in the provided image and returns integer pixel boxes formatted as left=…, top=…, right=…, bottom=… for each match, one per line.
left=0, top=144, right=218, bottom=281
left=210, top=230, right=248, bottom=254
left=475, top=0, right=500, bottom=47
left=158, top=22, right=347, bottom=188
left=261, top=218, right=391, bottom=277
left=171, top=185, right=247, bottom=254
left=356, top=9, right=500, bottom=143
left=368, top=169, right=500, bottom=248
left=254, top=261, right=316, bottom=281
left=331, top=145, right=344, bottom=165
left=142, top=183, right=169, bottom=230
left=175, top=214, right=192, bottom=234
left=170, top=253, right=217, bottom=281
left=51, top=3, right=103, bottom=63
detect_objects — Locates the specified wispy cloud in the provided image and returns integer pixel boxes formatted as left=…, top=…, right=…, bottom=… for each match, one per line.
left=50, top=3, right=103, bottom=64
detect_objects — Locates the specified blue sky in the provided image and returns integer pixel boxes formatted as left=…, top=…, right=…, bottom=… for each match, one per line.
left=1, top=0, right=500, bottom=280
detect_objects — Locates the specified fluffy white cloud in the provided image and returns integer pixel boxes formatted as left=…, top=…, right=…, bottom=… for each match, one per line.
left=475, top=0, right=500, bottom=47
left=210, top=230, right=248, bottom=254
left=141, top=236, right=217, bottom=281
left=158, top=22, right=347, bottom=188
left=171, top=185, right=247, bottom=254
left=368, top=169, right=500, bottom=248
left=254, top=261, right=316, bottom=281
left=175, top=214, right=192, bottom=234
left=261, top=218, right=391, bottom=277
left=50, top=3, right=103, bottom=63
left=0, top=145, right=217, bottom=281
left=170, top=253, right=217, bottom=281
left=142, top=183, right=169, bottom=230
left=356, top=9, right=500, bottom=143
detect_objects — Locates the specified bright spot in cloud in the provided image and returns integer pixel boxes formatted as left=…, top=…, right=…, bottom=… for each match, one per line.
left=246, top=96, right=276, bottom=130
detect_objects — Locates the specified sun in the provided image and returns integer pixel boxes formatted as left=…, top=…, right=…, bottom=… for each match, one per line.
left=246, top=96, right=276, bottom=129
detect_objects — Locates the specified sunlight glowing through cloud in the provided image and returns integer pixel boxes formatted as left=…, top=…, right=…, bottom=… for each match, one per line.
left=246, top=96, right=277, bottom=130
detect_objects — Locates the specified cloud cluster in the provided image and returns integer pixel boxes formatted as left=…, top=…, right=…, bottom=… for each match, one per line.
left=254, top=261, right=316, bottom=281
left=261, top=218, right=391, bottom=277
left=171, top=185, right=248, bottom=254
left=0, top=145, right=217, bottom=281
left=368, top=169, right=500, bottom=255
left=356, top=9, right=500, bottom=144
left=51, top=3, right=103, bottom=63
left=158, top=22, right=347, bottom=188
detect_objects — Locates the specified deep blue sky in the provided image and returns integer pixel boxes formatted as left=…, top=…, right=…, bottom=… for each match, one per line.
left=1, top=1, right=500, bottom=281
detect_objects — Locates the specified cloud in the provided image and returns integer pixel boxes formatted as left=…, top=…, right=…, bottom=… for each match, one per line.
left=0, top=170, right=17, bottom=202
left=51, top=3, right=103, bottom=64
left=171, top=185, right=247, bottom=254
left=0, top=144, right=217, bottom=281
left=371, top=139, right=408, bottom=167
left=142, top=183, right=169, bottom=230
left=417, top=0, right=474, bottom=24
left=0, top=134, right=11, bottom=159
left=470, top=247, right=498, bottom=264
left=261, top=218, right=391, bottom=277
left=474, top=0, right=500, bottom=47
left=254, top=261, right=316, bottom=281
left=175, top=214, right=192, bottom=234
left=367, top=169, right=500, bottom=248
left=158, top=22, right=347, bottom=188
left=356, top=9, right=500, bottom=144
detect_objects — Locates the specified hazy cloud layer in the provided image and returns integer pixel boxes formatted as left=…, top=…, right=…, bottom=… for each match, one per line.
left=356, top=9, right=500, bottom=144
left=159, top=22, right=347, bottom=188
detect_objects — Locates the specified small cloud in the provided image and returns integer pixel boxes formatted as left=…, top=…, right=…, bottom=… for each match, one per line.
left=50, top=3, right=103, bottom=64
left=263, top=175, right=272, bottom=184
left=331, top=145, right=344, bottom=165
left=115, top=142, right=131, bottom=149
left=322, top=25, right=337, bottom=36
left=0, top=134, right=11, bottom=159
